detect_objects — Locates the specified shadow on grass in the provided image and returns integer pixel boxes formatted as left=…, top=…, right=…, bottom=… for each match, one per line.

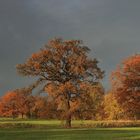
left=0, top=127, right=139, bottom=140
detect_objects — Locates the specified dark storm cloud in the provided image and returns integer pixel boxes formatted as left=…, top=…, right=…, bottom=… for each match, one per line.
left=0, top=0, right=140, bottom=94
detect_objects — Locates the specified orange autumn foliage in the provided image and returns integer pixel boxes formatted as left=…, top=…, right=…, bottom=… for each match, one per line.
left=0, top=89, right=60, bottom=119
left=0, top=91, right=18, bottom=118
left=111, top=54, right=140, bottom=119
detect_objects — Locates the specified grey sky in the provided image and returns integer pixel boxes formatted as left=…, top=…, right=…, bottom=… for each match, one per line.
left=0, top=0, right=140, bottom=95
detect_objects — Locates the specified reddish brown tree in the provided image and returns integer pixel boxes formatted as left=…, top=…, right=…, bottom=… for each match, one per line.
left=35, top=96, right=60, bottom=119
left=14, top=88, right=35, bottom=118
left=0, top=88, right=36, bottom=118
left=111, top=54, right=140, bottom=119
left=0, top=91, right=19, bottom=118
left=16, top=38, right=104, bottom=127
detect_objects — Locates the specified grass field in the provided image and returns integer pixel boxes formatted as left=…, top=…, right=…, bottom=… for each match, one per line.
left=0, top=127, right=140, bottom=140
left=0, top=119, right=139, bottom=140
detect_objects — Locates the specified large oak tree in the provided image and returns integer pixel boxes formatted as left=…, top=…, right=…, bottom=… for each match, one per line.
left=16, top=38, right=104, bottom=127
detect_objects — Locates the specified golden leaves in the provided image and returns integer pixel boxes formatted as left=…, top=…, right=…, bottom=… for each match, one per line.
left=103, top=92, right=124, bottom=120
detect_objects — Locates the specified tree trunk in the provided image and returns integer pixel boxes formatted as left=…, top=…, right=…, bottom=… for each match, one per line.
left=21, top=113, right=24, bottom=119
left=65, top=99, right=71, bottom=128
left=65, top=114, right=71, bottom=128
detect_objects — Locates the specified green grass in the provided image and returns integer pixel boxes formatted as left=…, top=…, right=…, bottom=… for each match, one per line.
left=0, top=119, right=139, bottom=140
left=0, top=127, right=140, bottom=140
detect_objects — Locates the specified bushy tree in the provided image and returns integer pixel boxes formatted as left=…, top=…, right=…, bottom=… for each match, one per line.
left=103, top=92, right=124, bottom=120
left=111, top=54, right=140, bottom=119
left=0, top=88, right=34, bottom=118
left=0, top=91, right=19, bottom=118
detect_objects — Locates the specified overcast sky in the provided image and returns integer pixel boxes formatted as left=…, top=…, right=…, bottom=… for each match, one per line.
left=0, top=0, right=140, bottom=95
